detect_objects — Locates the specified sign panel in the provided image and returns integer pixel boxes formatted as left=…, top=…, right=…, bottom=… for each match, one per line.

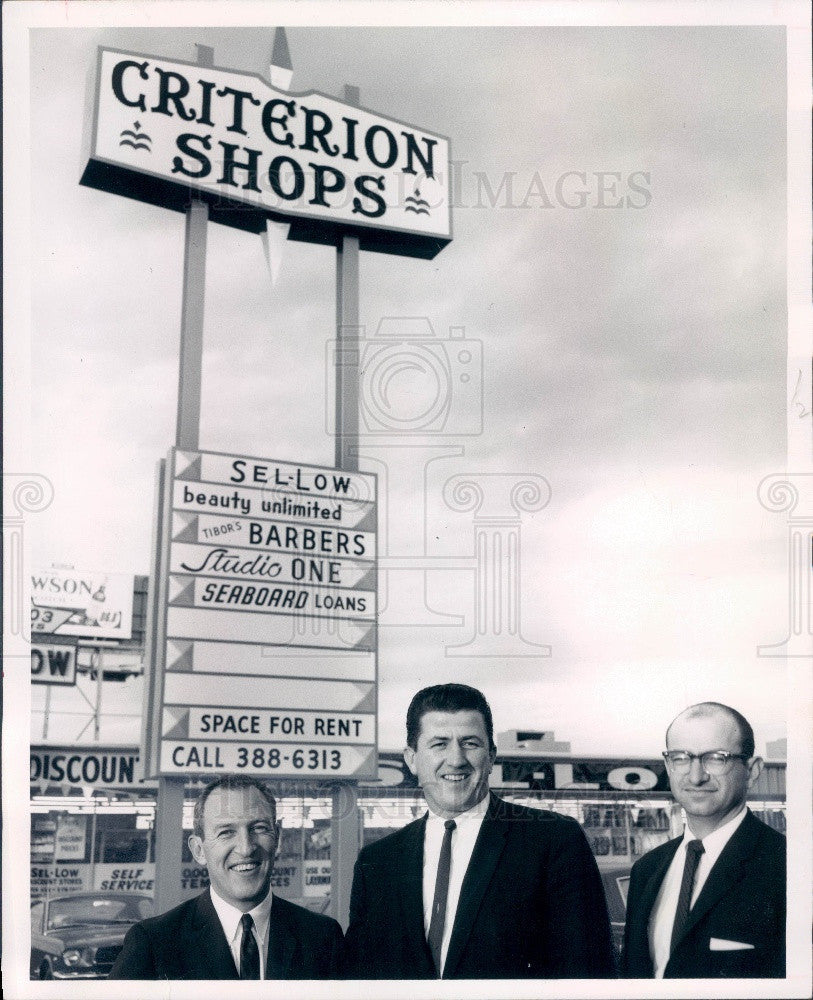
left=164, top=641, right=376, bottom=681
left=31, top=568, right=134, bottom=640
left=159, top=740, right=375, bottom=777
left=53, top=815, right=87, bottom=861
left=170, top=511, right=376, bottom=560
left=303, top=860, right=331, bottom=898
left=81, top=48, right=451, bottom=259
left=166, top=573, right=375, bottom=620
left=30, top=747, right=155, bottom=789
left=150, top=448, right=378, bottom=779
left=31, top=644, right=77, bottom=686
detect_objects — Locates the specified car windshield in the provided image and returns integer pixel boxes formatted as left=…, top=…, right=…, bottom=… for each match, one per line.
left=46, top=896, right=152, bottom=930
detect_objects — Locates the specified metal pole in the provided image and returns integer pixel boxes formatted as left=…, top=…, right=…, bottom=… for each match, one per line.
left=175, top=198, right=209, bottom=452
left=89, top=807, right=98, bottom=892
left=42, top=682, right=51, bottom=740
left=156, top=40, right=214, bottom=916
left=334, top=84, right=361, bottom=473
left=329, top=83, right=363, bottom=928
left=154, top=774, right=186, bottom=915
left=93, top=648, right=104, bottom=740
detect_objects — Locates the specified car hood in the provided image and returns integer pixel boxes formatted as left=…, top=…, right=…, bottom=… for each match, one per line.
left=44, top=924, right=131, bottom=949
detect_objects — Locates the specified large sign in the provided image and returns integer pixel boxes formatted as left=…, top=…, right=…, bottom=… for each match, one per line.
left=31, top=644, right=77, bottom=686
left=81, top=48, right=451, bottom=259
left=30, top=747, right=155, bottom=790
left=148, top=448, right=378, bottom=780
left=370, top=751, right=674, bottom=795
left=31, top=568, right=134, bottom=640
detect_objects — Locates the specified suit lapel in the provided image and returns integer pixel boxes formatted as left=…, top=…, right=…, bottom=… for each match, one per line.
left=397, top=813, right=430, bottom=956
left=640, top=839, right=681, bottom=926
left=679, top=811, right=760, bottom=942
left=628, top=839, right=681, bottom=975
left=189, top=890, right=239, bottom=979
left=442, top=795, right=509, bottom=978
left=266, top=897, right=296, bottom=979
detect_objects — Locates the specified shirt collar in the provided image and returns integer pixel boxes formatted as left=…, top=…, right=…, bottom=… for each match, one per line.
left=684, top=805, right=748, bottom=854
left=209, top=884, right=274, bottom=945
left=426, top=791, right=491, bottom=826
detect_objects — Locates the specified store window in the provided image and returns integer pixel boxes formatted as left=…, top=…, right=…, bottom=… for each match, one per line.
left=31, top=811, right=93, bottom=864
left=95, top=814, right=152, bottom=863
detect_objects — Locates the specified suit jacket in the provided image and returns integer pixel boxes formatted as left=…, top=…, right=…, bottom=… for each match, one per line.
left=344, top=793, right=615, bottom=979
left=621, top=810, right=786, bottom=978
left=109, top=889, right=344, bottom=980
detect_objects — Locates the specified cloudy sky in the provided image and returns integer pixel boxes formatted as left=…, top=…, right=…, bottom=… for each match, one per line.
left=12, top=4, right=803, bottom=756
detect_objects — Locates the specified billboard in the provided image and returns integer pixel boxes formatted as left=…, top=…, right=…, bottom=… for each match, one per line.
left=81, top=48, right=451, bottom=259
left=31, top=569, right=134, bottom=640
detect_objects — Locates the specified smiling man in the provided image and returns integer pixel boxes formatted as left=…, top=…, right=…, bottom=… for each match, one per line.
left=621, top=702, right=786, bottom=978
left=344, top=683, right=615, bottom=979
left=109, top=776, right=343, bottom=979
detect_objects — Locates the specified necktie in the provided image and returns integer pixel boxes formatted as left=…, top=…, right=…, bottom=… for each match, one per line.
left=427, top=819, right=456, bottom=977
left=670, top=838, right=704, bottom=955
left=240, top=912, right=260, bottom=979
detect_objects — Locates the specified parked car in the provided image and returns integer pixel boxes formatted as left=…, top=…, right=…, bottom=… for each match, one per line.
left=30, top=891, right=153, bottom=979
left=599, top=865, right=631, bottom=964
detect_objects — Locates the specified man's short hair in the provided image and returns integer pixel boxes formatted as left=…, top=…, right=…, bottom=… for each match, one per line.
left=406, top=683, right=496, bottom=751
left=192, top=775, right=277, bottom=839
left=666, top=701, right=756, bottom=758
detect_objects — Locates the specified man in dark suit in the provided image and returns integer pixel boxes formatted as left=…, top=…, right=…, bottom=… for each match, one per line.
left=344, top=683, right=615, bottom=979
left=622, top=702, right=786, bottom=978
left=110, top=775, right=343, bottom=979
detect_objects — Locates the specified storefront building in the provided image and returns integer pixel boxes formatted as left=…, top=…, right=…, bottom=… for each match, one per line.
left=31, top=736, right=786, bottom=912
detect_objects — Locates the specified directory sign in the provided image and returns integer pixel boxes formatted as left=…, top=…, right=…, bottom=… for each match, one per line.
left=148, top=448, right=377, bottom=779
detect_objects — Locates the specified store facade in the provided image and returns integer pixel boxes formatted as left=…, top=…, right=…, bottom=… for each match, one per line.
left=31, top=742, right=786, bottom=912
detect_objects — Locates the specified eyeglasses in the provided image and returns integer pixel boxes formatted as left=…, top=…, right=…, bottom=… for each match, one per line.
left=662, top=750, right=750, bottom=774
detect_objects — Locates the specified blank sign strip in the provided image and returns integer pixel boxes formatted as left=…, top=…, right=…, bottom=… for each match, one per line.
left=164, top=672, right=374, bottom=712
left=166, top=641, right=376, bottom=681
left=166, top=607, right=374, bottom=651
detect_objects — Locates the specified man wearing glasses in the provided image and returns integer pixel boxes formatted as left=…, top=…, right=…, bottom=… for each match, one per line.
left=621, top=702, right=785, bottom=978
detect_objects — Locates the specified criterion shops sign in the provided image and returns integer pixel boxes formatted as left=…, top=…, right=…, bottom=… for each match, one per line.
left=81, top=48, right=451, bottom=258
left=146, top=448, right=378, bottom=780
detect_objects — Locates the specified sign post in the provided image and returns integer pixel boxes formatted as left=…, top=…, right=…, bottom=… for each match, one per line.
left=331, top=80, right=363, bottom=926
left=149, top=448, right=377, bottom=778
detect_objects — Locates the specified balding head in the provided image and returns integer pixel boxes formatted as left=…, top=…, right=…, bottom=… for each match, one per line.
left=666, top=702, right=755, bottom=758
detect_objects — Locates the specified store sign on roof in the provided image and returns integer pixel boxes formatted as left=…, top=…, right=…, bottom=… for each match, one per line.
left=81, top=48, right=452, bottom=259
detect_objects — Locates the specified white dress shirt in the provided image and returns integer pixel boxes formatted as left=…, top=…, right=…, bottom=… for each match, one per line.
left=209, top=886, right=273, bottom=979
left=648, top=807, right=748, bottom=978
left=422, top=794, right=490, bottom=976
